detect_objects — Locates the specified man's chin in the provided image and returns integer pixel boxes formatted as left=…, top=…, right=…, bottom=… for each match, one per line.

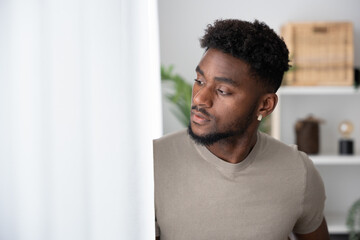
left=187, top=124, right=236, bottom=146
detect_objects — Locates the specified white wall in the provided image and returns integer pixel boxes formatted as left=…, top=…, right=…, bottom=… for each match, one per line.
left=158, top=0, right=360, bottom=134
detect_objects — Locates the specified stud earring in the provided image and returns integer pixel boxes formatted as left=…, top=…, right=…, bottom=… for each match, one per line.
left=257, top=114, right=263, bottom=121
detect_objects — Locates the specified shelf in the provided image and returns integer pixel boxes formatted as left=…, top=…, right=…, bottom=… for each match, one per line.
left=273, top=85, right=360, bottom=236
left=325, top=212, right=349, bottom=234
left=278, top=86, right=360, bottom=95
left=309, top=155, right=360, bottom=165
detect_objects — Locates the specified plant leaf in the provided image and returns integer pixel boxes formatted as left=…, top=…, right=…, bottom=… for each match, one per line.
left=161, top=64, right=192, bottom=127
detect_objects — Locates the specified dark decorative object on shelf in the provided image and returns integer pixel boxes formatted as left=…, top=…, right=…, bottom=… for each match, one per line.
left=295, top=115, right=323, bottom=154
left=354, top=68, right=359, bottom=88
left=338, top=120, right=354, bottom=155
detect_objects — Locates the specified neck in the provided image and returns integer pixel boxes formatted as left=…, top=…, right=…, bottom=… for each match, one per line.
left=206, top=130, right=258, bottom=164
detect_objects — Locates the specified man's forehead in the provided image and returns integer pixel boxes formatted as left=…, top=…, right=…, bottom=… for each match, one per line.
left=197, top=49, right=251, bottom=82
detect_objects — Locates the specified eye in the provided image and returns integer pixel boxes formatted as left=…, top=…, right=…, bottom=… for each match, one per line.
left=217, top=89, right=230, bottom=96
left=194, top=79, right=204, bottom=86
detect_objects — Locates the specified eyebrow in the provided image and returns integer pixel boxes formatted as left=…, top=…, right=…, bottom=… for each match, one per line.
left=195, top=65, right=204, bottom=76
left=196, top=65, right=238, bottom=86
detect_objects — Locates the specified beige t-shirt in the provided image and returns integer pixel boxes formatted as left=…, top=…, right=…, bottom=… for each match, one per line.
left=154, top=130, right=325, bottom=240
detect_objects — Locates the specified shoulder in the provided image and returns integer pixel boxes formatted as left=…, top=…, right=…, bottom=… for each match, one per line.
left=258, top=132, right=326, bottom=233
left=153, top=129, right=195, bottom=164
left=154, top=129, right=188, bottom=144
left=258, top=131, right=324, bottom=187
left=256, top=131, right=312, bottom=170
left=153, top=129, right=190, bottom=150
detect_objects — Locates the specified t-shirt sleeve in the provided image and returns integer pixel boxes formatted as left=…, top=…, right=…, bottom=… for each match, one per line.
left=293, top=152, right=326, bottom=234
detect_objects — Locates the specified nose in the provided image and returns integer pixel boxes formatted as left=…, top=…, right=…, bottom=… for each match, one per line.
left=192, top=85, right=213, bottom=108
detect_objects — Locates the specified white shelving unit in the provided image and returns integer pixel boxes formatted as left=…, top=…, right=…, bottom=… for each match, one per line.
left=272, top=86, right=360, bottom=234
left=311, top=155, right=360, bottom=165
left=277, top=86, right=360, bottom=95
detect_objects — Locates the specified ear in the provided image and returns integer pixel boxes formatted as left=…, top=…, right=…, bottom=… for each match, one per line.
left=257, top=93, right=278, bottom=119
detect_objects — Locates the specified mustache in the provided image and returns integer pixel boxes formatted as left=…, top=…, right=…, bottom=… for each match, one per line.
left=191, top=105, right=212, bottom=118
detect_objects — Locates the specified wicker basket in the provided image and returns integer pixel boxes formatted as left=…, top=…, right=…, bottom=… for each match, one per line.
left=281, top=22, right=354, bottom=86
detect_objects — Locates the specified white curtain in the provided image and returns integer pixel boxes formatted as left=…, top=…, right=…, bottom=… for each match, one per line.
left=0, top=0, right=162, bottom=239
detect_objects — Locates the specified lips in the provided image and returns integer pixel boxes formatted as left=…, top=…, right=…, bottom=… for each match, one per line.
left=191, top=110, right=210, bottom=124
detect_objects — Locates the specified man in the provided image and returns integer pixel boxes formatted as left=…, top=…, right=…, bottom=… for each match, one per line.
left=154, top=19, right=329, bottom=240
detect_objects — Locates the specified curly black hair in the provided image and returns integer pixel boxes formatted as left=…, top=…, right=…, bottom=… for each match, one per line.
left=200, top=19, right=290, bottom=93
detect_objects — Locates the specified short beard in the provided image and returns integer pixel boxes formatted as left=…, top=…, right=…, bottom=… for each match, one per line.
left=187, top=104, right=256, bottom=146
left=187, top=124, right=238, bottom=146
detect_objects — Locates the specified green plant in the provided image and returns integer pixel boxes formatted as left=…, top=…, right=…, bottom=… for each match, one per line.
left=161, top=65, right=192, bottom=126
left=347, top=199, right=360, bottom=240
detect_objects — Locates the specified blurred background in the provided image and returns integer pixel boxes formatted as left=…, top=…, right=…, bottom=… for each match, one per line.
left=0, top=0, right=359, bottom=239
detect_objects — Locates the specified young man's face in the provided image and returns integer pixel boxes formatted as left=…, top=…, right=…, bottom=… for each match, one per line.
left=189, top=48, right=263, bottom=145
